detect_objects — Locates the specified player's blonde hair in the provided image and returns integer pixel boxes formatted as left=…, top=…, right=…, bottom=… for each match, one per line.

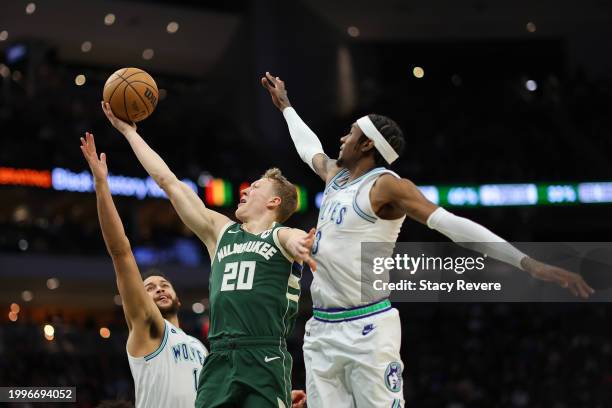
left=261, top=168, right=298, bottom=223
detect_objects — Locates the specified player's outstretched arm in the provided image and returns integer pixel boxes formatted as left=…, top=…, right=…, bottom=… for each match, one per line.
left=80, top=133, right=164, bottom=337
left=101, top=102, right=231, bottom=255
left=277, top=227, right=317, bottom=271
left=371, top=174, right=594, bottom=298
left=261, top=72, right=341, bottom=184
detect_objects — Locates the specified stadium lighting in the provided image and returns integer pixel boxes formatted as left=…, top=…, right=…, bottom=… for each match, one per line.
left=113, top=294, right=122, bottom=306
left=10, top=303, right=20, bottom=313
left=451, top=74, right=462, bottom=86
left=525, top=79, right=537, bottom=91
left=22, top=290, right=33, bottom=302
left=526, top=22, right=537, bottom=33
left=167, top=21, right=179, bottom=34
left=0, top=64, right=9, bottom=78
left=25, top=3, right=36, bottom=15
left=413, top=67, right=425, bottom=78
left=347, top=26, right=360, bottom=37
left=100, top=327, right=111, bottom=339
left=192, top=302, right=205, bottom=314
left=104, top=13, right=116, bottom=26
left=44, top=324, right=54, bottom=337
left=142, top=49, right=154, bottom=60
left=8, top=311, right=18, bottom=322
left=46, top=278, right=60, bottom=290
left=75, top=74, right=86, bottom=86
left=0, top=31, right=8, bottom=41
left=81, top=41, right=92, bottom=53
left=18, top=239, right=28, bottom=251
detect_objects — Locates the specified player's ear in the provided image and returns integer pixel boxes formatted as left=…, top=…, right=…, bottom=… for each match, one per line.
left=361, top=138, right=375, bottom=153
left=267, top=196, right=282, bottom=210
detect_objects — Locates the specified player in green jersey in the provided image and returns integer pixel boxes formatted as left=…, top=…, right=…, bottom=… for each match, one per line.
left=102, top=102, right=312, bottom=408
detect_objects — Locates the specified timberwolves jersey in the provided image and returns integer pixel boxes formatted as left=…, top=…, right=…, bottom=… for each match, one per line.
left=127, top=319, right=208, bottom=408
left=311, top=167, right=405, bottom=308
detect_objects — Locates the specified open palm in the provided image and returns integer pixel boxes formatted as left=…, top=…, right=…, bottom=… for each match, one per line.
left=80, top=132, right=108, bottom=180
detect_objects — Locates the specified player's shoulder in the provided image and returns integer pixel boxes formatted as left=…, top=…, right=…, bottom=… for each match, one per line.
left=372, top=171, right=413, bottom=196
left=187, top=335, right=209, bottom=355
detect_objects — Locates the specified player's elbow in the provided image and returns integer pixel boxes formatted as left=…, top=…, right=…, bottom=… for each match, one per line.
left=155, top=173, right=179, bottom=192
left=108, top=241, right=133, bottom=258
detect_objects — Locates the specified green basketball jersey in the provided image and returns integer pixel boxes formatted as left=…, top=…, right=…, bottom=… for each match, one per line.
left=208, top=222, right=302, bottom=341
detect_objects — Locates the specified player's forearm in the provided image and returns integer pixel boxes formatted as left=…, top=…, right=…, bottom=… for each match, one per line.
left=94, top=177, right=131, bottom=256
left=427, top=207, right=527, bottom=270
left=123, top=129, right=178, bottom=189
left=282, top=107, right=325, bottom=172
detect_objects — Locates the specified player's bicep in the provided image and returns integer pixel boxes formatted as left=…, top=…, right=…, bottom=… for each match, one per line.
left=392, top=178, right=438, bottom=224
left=312, top=153, right=341, bottom=183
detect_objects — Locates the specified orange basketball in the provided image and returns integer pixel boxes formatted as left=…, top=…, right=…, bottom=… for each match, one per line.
left=102, top=67, right=158, bottom=123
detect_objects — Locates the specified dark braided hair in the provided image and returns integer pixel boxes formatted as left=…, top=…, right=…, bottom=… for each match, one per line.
left=359, top=114, right=405, bottom=166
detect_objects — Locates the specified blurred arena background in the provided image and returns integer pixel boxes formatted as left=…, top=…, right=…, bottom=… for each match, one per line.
left=2, top=0, right=612, bottom=406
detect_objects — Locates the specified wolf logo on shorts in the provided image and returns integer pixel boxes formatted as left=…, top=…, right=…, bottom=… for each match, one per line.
left=385, top=362, right=402, bottom=393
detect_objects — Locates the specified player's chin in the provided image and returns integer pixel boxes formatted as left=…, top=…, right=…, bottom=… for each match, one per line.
left=235, top=207, right=246, bottom=222
left=157, top=300, right=179, bottom=316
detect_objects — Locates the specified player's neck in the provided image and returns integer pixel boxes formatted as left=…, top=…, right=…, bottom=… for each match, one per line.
left=165, top=314, right=179, bottom=328
left=346, top=159, right=377, bottom=182
left=242, top=215, right=276, bottom=235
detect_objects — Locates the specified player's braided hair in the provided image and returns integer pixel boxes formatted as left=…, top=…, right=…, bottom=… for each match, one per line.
left=364, top=114, right=405, bottom=166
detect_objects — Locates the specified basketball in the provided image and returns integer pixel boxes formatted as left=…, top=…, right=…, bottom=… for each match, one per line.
left=102, top=67, right=158, bottom=123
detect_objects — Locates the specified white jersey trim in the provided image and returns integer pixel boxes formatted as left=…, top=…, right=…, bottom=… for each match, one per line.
left=273, top=226, right=294, bottom=262
left=212, top=221, right=235, bottom=264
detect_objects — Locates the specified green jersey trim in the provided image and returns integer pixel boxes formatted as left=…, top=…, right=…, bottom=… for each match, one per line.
left=312, top=299, right=391, bottom=321
left=272, top=226, right=294, bottom=262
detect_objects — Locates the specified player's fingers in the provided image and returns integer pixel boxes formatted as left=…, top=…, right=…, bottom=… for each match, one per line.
left=307, top=227, right=316, bottom=239
left=266, top=71, right=277, bottom=85
left=103, top=102, right=115, bottom=120
left=88, top=133, right=96, bottom=151
left=261, top=77, right=270, bottom=89
left=577, top=280, right=593, bottom=298
left=306, top=256, right=317, bottom=272
left=100, top=152, right=106, bottom=164
left=565, top=281, right=578, bottom=296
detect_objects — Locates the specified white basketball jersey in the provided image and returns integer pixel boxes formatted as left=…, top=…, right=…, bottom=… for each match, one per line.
left=311, top=167, right=405, bottom=308
left=127, top=319, right=208, bottom=408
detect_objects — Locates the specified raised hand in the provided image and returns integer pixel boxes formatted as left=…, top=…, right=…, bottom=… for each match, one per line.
left=286, top=228, right=317, bottom=272
left=522, top=257, right=595, bottom=298
left=261, top=71, right=292, bottom=111
left=101, top=101, right=137, bottom=135
left=80, top=132, right=108, bottom=181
